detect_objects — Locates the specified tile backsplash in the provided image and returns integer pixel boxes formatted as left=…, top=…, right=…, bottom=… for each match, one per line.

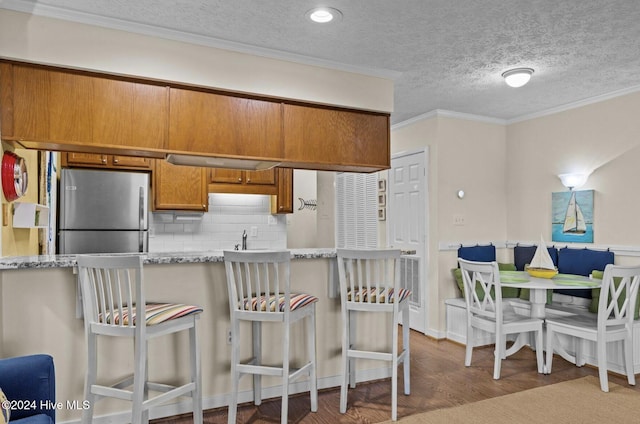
left=149, top=193, right=287, bottom=252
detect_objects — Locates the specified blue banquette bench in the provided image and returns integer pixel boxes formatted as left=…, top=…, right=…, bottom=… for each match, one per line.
left=456, top=244, right=614, bottom=305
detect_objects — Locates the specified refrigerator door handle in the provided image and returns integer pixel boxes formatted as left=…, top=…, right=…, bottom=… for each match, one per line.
left=139, top=187, right=144, bottom=252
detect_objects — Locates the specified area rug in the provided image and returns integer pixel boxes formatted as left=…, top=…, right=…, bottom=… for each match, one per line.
left=386, top=376, right=640, bottom=424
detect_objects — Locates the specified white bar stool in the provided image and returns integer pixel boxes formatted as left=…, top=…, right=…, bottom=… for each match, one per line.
left=77, top=254, right=203, bottom=424
left=223, top=250, right=318, bottom=424
left=336, top=248, right=411, bottom=421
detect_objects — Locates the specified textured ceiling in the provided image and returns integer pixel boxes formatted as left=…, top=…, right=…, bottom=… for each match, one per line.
left=3, top=0, right=640, bottom=125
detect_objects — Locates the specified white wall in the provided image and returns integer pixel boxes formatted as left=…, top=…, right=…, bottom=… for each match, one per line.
left=0, top=9, right=393, bottom=113
left=392, top=91, right=640, bottom=336
left=391, top=114, right=509, bottom=335
left=286, top=170, right=318, bottom=248
left=506, top=91, right=640, bottom=248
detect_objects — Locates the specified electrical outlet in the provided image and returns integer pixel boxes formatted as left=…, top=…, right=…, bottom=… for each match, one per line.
left=250, top=226, right=258, bottom=237
left=226, top=328, right=232, bottom=345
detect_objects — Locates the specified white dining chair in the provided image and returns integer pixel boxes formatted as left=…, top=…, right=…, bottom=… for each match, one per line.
left=545, top=264, right=640, bottom=392
left=77, top=254, right=203, bottom=424
left=458, top=258, right=544, bottom=379
left=336, top=248, right=411, bottom=421
left=223, top=250, right=318, bottom=424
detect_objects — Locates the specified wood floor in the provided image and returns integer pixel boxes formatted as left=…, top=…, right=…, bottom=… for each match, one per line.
left=152, top=330, right=639, bottom=423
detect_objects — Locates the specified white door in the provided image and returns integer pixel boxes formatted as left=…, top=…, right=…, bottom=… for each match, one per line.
left=388, top=149, right=428, bottom=333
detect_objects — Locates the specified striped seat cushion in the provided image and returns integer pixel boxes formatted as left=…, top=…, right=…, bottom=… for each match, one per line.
left=240, top=293, right=318, bottom=312
left=100, top=303, right=203, bottom=326
left=347, top=287, right=412, bottom=303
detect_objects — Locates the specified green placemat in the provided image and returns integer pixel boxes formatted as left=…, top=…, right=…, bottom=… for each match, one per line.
left=499, top=271, right=530, bottom=284
left=553, top=273, right=590, bottom=281
left=553, top=279, right=600, bottom=287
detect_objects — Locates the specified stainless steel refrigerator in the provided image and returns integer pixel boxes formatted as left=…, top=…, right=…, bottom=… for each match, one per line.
left=58, top=168, right=149, bottom=254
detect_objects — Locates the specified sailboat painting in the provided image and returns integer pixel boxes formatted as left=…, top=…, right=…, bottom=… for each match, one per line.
left=552, top=189, right=594, bottom=243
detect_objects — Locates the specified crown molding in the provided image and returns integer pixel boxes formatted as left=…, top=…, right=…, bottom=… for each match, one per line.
left=391, top=109, right=506, bottom=130
left=506, top=84, right=640, bottom=124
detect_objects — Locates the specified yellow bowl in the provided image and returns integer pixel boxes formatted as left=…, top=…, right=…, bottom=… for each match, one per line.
left=526, top=268, right=558, bottom=279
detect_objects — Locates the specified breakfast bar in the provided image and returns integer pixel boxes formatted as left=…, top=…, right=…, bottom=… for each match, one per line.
left=0, top=249, right=396, bottom=423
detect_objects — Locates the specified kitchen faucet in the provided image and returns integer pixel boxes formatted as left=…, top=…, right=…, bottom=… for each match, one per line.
left=242, top=230, right=247, bottom=250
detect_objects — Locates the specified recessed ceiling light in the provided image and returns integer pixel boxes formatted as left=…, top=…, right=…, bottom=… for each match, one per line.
left=502, top=68, right=534, bottom=88
left=306, top=7, right=342, bottom=24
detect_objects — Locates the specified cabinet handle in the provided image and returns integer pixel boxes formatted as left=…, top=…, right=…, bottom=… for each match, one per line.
left=102, top=157, right=107, bottom=164
left=246, top=178, right=251, bottom=183
left=238, top=178, right=242, bottom=182
left=113, top=157, right=119, bottom=163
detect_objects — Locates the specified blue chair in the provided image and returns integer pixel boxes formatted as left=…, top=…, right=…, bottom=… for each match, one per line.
left=0, top=354, right=55, bottom=424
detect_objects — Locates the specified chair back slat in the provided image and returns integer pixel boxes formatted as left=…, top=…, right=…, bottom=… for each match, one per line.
left=224, top=250, right=292, bottom=315
left=458, top=259, right=502, bottom=322
left=78, top=255, right=143, bottom=328
left=337, top=248, right=403, bottom=306
left=598, top=264, right=640, bottom=330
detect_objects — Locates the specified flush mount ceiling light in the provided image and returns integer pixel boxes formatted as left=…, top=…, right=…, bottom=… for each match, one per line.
left=502, top=68, right=534, bottom=88
left=306, top=7, right=342, bottom=23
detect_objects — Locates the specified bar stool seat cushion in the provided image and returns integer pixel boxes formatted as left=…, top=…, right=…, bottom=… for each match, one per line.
left=100, top=303, right=203, bottom=326
left=347, top=287, right=411, bottom=303
left=240, top=293, right=318, bottom=312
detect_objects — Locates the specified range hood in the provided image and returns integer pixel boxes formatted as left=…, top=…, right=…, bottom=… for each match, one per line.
left=165, top=154, right=280, bottom=170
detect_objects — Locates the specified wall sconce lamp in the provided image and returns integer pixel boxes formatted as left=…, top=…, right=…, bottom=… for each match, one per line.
left=502, top=68, right=534, bottom=88
left=558, top=173, right=588, bottom=191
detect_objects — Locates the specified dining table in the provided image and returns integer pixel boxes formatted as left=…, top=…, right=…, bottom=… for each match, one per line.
left=499, top=270, right=602, bottom=369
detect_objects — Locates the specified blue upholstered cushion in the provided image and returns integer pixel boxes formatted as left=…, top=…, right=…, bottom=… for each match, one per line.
left=11, top=415, right=54, bottom=424
left=556, top=248, right=614, bottom=298
left=457, top=245, right=496, bottom=262
left=0, top=355, right=55, bottom=423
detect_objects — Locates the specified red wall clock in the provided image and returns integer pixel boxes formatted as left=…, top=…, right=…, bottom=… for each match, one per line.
left=2, top=151, right=28, bottom=202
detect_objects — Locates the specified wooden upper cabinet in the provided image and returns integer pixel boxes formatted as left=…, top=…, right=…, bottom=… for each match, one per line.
left=271, top=168, right=294, bottom=214
left=153, top=160, right=207, bottom=212
left=112, top=155, right=151, bottom=168
left=64, top=152, right=108, bottom=167
left=207, top=168, right=277, bottom=194
left=283, top=103, right=390, bottom=172
left=209, top=168, right=243, bottom=184
left=1, top=61, right=391, bottom=173
left=63, top=152, right=151, bottom=169
left=1, top=62, right=168, bottom=153
left=168, top=88, right=283, bottom=159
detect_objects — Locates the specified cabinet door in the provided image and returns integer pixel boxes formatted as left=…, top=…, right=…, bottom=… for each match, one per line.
left=271, top=168, right=294, bottom=214
left=245, top=169, right=276, bottom=185
left=11, top=65, right=93, bottom=142
left=209, top=168, right=243, bottom=184
left=283, top=104, right=390, bottom=171
left=169, top=88, right=283, bottom=158
left=93, top=79, right=168, bottom=150
left=153, top=161, right=207, bottom=211
left=66, top=152, right=108, bottom=167
left=112, top=156, right=151, bottom=169
left=6, top=63, right=168, bottom=151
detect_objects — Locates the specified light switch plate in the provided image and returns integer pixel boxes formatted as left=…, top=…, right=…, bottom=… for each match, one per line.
left=453, top=214, right=465, bottom=226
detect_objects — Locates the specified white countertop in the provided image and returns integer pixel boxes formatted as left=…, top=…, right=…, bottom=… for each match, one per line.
left=0, top=248, right=339, bottom=270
